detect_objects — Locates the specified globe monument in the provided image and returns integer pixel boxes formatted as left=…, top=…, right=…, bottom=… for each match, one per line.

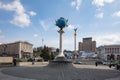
left=53, top=17, right=70, bottom=63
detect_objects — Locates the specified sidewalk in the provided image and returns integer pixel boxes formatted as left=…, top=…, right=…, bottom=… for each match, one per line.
left=0, top=68, right=35, bottom=80
left=0, top=64, right=119, bottom=80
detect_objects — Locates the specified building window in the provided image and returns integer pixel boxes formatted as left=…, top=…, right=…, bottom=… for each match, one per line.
left=117, top=48, right=119, bottom=53
left=107, top=55, right=110, bottom=60
left=115, top=48, right=116, bottom=53
left=117, top=55, right=120, bottom=60
left=112, top=48, right=114, bottom=53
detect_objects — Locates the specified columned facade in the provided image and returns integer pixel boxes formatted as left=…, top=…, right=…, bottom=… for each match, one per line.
left=97, top=45, right=120, bottom=60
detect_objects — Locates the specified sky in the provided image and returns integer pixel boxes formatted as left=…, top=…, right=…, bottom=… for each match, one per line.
left=0, top=0, right=120, bottom=50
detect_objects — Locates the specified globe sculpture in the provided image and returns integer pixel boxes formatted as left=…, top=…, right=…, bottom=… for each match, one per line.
left=56, top=17, right=68, bottom=29
left=54, top=17, right=70, bottom=62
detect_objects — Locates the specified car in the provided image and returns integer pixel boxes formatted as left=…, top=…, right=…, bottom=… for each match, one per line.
left=73, top=61, right=82, bottom=64
left=96, top=61, right=103, bottom=64
left=103, top=61, right=110, bottom=65
left=35, top=57, right=43, bottom=62
left=27, top=58, right=33, bottom=62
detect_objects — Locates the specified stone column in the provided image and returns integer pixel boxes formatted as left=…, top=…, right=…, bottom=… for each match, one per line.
left=58, top=29, right=64, bottom=57
left=74, top=28, right=77, bottom=58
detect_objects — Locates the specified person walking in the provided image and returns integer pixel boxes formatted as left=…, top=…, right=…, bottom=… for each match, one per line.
left=109, top=63, right=111, bottom=68
left=95, top=61, right=98, bottom=67
left=13, top=58, right=16, bottom=66
left=32, top=58, right=35, bottom=65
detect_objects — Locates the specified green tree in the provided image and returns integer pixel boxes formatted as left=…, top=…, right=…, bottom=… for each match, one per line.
left=34, top=52, right=41, bottom=57
left=110, top=53, right=115, bottom=60
left=40, top=46, right=50, bottom=61
left=50, top=52, right=55, bottom=60
left=33, top=47, right=42, bottom=57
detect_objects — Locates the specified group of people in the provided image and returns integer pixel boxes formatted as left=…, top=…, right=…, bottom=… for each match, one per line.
left=115, top=60, right=120, bottom=70
left=12, top=57, right=35, bottom=66
left=95, top=60, right=120, bottom=70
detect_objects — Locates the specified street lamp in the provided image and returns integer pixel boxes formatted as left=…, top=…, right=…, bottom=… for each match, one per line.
left=42, top=38, right=44, bottom=47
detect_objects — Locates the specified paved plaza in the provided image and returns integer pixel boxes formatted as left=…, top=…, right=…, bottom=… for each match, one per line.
left=0, top=63, right=120, bottom=80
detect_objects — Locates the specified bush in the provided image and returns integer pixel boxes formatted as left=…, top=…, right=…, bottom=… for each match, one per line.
left=16, top=59, right=22, bottom=62
left=27, top=58, right=33, bottom=62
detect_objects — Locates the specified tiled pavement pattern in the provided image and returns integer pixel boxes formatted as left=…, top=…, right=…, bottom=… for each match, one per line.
left=0, top=63, right=120, bottom=80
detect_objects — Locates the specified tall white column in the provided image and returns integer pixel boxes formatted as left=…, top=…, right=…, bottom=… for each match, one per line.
left=58, top=29, right=64, bottom=57
left=74, top=28, right=77, bottom=58
left=74, top=33, right=76, bottom=52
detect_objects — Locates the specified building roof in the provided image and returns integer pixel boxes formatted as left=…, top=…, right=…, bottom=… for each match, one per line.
left=103, top=45, right=120, bottom=47
left=0, top=41, right=33, bottom=46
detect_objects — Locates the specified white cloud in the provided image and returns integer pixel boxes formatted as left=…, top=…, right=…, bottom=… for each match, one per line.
left=33, top=34, right=38, bottom=37
left=39, top=19, right=53, bottom=31
left=0, top=0, right=36, bottom=27
left=67, top=24, right=75, bottom=30
left=92, top=0, right=114, bottom=7
left=70, top=0, right=82, bottom=10
left=112, top=11, right=120, bottom=17
left=92, top=0, right=114, bottom=20
left=76, top=0, right=82, bottom=10
left=95, top=33, right=120, bottom=46
left=40, top=20, right=49, bottom=31
left=95, top=12, right=104, bottom=18
left=71, top=1, right=76, bottom=7
left=92, top=0, right=114, bottom=19
left=29, top=11, right=36, bottom=16
left=10, top=13, right=30, bottom=27
left=37, top=32, right=120, bottom=50
left=66, top=24, right=81, bottom=32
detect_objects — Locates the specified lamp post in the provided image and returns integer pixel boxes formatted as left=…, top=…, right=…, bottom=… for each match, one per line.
left=74, top=28, right=77, bottom=59
left=42, top=38, right=44, bottom=47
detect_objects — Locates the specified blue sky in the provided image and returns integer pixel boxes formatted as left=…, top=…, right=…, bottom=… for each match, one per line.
left=0, top=0, right=120, bottom=50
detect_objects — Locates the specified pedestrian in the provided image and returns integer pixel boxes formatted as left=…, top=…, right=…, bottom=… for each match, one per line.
left=32, top=58, right=35, bottom=65
left=13, top=58, right=16, bottom=66
left=95, top=62, right=98, bottom=67
left=109, top=63, right=111, bottom=68
left=115, top=60, right=119, bottom=70
left=116, top=65, right=119, bottom=70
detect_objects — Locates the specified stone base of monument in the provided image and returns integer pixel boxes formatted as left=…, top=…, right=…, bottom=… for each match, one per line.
left=48, top=56, right=72, bottom=68
left=48, top=52, right=72, bottom=68
left=52, top=53, right=72, bottom=63
left=48, top=56, right=73, bottom=68
left=53, top=57, right=71, bottom=63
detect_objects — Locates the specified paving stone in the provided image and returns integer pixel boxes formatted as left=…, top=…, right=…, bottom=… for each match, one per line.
left=0, top=63, right=120, bottom=80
